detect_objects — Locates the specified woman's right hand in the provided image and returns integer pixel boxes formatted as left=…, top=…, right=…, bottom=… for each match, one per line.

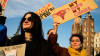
left=53, top=22, right=60, bottom=34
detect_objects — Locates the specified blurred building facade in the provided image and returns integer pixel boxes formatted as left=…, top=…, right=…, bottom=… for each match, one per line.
left=94, top=30, right=100, bottom=56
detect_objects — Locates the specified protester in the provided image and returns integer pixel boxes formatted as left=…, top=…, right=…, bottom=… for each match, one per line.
left=47, top=29, right=59, bottom=56
left=48, top=22, right=87, bottom=56
left=46, top=29, right=54, bottom=41
left=10, top=12, right=51, bottom=56
left=0, top=4, right=7, bottom=46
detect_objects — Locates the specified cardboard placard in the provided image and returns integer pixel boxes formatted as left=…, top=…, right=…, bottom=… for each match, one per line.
left=0, top=44, right=26, bottom=56
left=35, top=2, right=55, bottom=20
left=0, top=0, right=8, bottom=16
left=51, top=0, right=98, bottom=25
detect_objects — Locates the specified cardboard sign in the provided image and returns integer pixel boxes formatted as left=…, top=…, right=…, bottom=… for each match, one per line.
left=35, top=3, right=55, bottom=20
left=51, top=0, right=98, bottom=25
left=0, top=0, right=8, bottom=16
left=0, top=43, right=26, bottom=56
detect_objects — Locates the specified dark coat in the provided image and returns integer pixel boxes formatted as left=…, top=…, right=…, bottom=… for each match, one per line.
left=48, top=33, right=70, bottom=56
left=10, top=35, right=51, bottom=56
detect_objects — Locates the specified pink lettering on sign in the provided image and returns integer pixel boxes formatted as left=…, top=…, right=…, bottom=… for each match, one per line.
left=52, top=8, right=69, bottom=20
left=70, top=3, right=82, bottom=13
left=74, top=7, right=92, bottom=16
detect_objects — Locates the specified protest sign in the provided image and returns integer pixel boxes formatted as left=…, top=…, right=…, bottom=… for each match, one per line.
left=35, top=2, right=55, bottom=20
left=0, top=43, right=26, bottom=56
left=51, top=0, right=98, bottom=25
left=0, top=0, right=8, bottom=16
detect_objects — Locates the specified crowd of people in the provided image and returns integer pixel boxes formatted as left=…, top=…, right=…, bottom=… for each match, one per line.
left=0, top=3, right=92, bottom=56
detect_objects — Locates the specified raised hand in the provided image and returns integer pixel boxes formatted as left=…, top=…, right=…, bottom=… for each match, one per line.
left=53, top=22, right=60, bottom=34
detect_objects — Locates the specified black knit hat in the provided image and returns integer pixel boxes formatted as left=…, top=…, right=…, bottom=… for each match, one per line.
left=0, top=16, right=6, bottom=25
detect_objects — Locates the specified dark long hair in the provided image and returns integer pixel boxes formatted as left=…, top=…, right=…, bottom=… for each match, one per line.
left=20, top=12, right=47, bottom=56
left=20, top=12, right=44, bottom=40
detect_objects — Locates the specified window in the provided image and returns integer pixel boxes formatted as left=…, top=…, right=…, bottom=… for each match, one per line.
left=96, top=39, right=97, bottom=43
left=96, top=44, right=97, bottom=48
left=86, top=28, right=87, bottom=31
left=84, top=28, right=87, bottom=32
left=92, top=29, right=94, bottom=32
left=85, top=22, right=87, bottom=26
left=91, top=23, right=93, bottom=26
left=87, top=37, right=88, bottom=41
left=87, top=43, right=88, bottom=46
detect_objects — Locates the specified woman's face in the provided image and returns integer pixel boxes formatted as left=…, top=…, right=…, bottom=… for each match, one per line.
left=23, top=14, right=34, bottom=30
left=71, top=36, right=82, bottom=50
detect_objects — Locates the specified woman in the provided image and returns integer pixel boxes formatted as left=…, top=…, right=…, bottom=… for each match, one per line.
left=10, top=12, right=51, bottom=56
left=48, top=22, right=87, bottom=56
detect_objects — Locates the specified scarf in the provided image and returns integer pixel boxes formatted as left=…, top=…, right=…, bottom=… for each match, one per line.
left=68, top=46, right=87, bottom=56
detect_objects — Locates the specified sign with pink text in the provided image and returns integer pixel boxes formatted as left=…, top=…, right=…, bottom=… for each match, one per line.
left=0, top=43, right=26, bottom=56
left=35, top=3, right=55, bottom=20
left=0, top=0, right=8, bottom=16
left=51, top=0, right=98, bottom=25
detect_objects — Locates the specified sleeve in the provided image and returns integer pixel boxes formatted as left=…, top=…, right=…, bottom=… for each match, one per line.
left=48, top=33, right=63, bottom=56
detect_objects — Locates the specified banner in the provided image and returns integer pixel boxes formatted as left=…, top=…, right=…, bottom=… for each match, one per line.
left=0, top=0, right=8, bottom=16
left=51, top=0, right=98, bottom=25
left=0, top=44, right=26, bottom=56
left=35, top=2, right=55, bottom=20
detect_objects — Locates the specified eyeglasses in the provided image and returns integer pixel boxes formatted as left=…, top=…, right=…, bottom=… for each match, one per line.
left=23, top=17, right=34, bottom=22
